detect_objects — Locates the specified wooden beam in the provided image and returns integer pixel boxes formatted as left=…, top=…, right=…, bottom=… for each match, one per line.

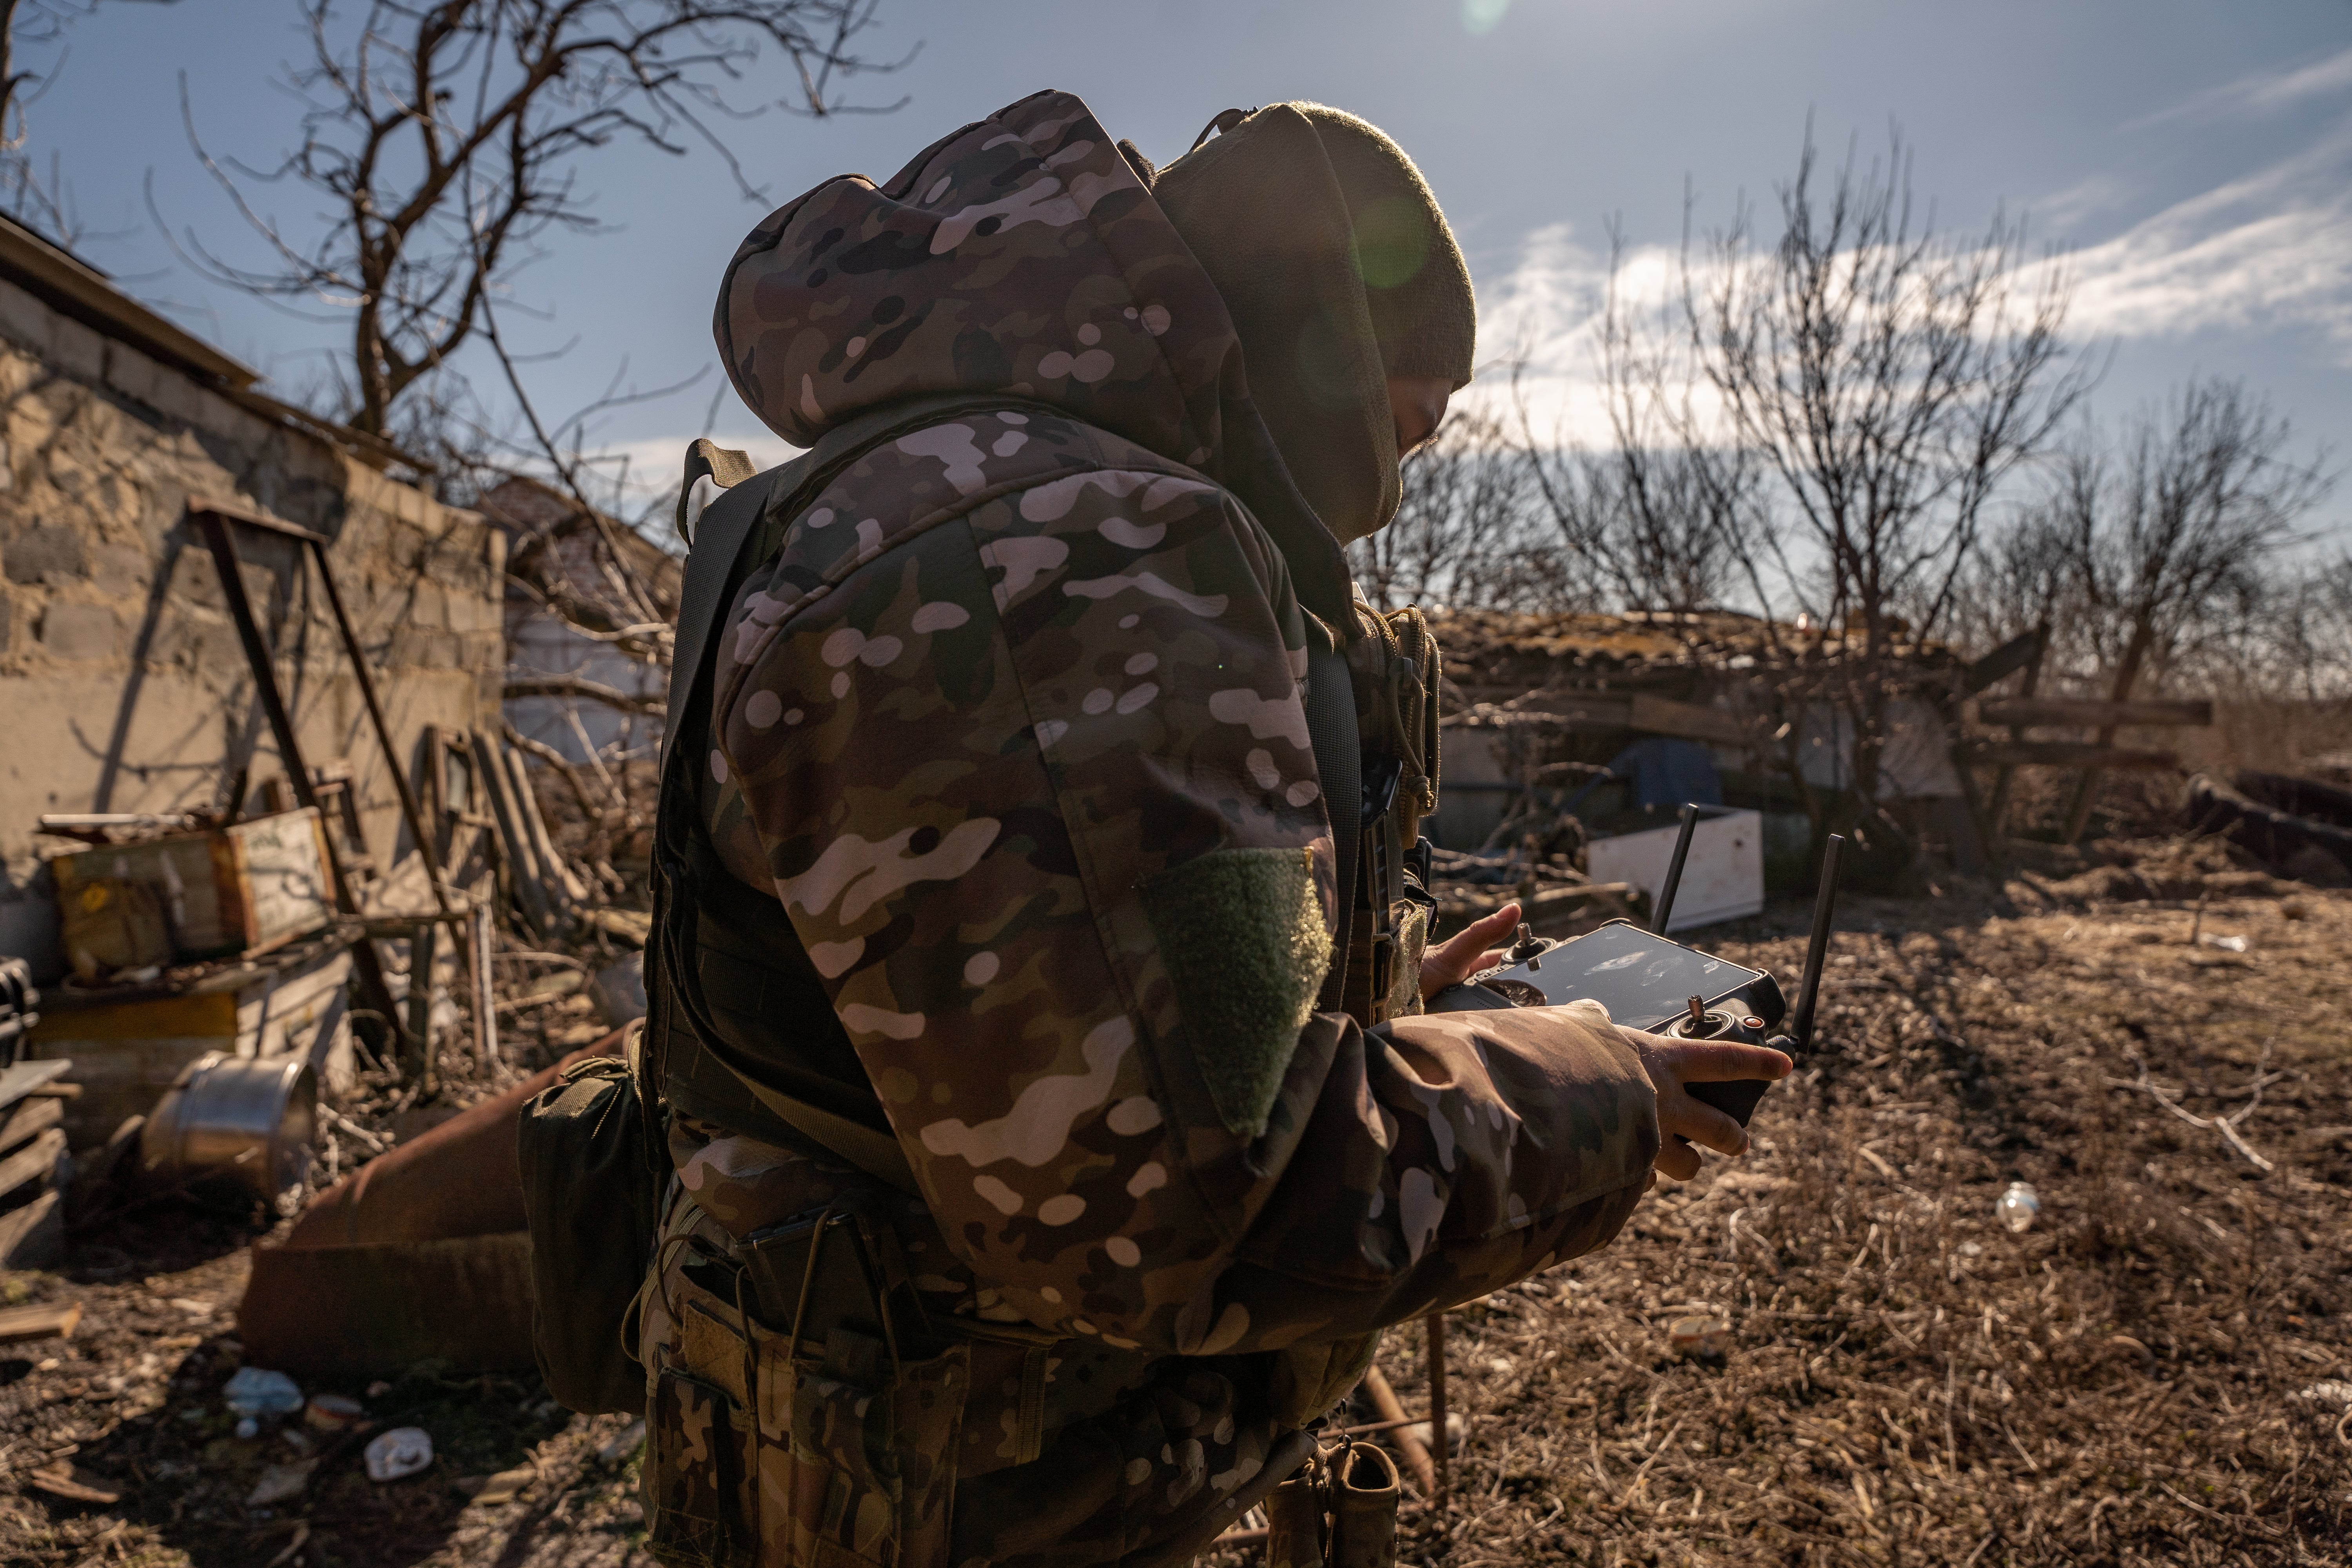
left=1961, top=628, right=2044, bottom=695
left=0, top=1095, right=62, bottom=1159
left=1629, top=693, right=1759, bottom=747
left=1977, top=696, right=2212, bottom=729
left=0, top=1126, right=66, bottom=1201
left=1958, top=742, right=2177, bottom=770
left=0, top=1301, right=82, bottom=1345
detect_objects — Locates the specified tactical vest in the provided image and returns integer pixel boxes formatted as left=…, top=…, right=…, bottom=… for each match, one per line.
left=649, top=397, right=1443, bottom=1174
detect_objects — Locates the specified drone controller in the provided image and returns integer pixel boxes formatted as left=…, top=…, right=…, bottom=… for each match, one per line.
left=1428, top=810, right=1846, bottom=1128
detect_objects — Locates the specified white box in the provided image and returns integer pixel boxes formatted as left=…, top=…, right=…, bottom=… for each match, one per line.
left=1586, top=806, right=1765, bottom=932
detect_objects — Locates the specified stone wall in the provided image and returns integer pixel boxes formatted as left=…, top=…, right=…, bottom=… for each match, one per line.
left=0, top=273, right=505, bottom=978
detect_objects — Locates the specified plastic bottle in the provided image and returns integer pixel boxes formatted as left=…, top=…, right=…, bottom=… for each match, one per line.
left=1996, top=1181, right=2040, bottom=1233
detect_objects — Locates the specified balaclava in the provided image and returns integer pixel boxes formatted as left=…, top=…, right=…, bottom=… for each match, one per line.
left=1151, top=103, right=1476, bottom=544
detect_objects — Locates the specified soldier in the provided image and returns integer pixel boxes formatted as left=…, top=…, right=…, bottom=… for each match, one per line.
left=633, top=91, right=1790, bottom=1568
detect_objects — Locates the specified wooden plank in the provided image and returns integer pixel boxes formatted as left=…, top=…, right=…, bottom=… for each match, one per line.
left=504, top=744, right=590, bottom=907
left=0, top=1096, right=62, bottom=1159
left=0, top=1059, right=72, bottom=1116
left=0, top=1189, right=61, bottom=1269
left=0, top=1127, right=66, bottom=1200
left=0, top=1300, right=81, bottom=1344
left=1958, top=742, right=2177, bottom=770
left=472, top=732, right=554, bottom=938
left=1961, top=629, right=2044, bottom=695
left=1977, top=696, right=2213, bottom=729
left=1629, top=693, right=1760, bottom=747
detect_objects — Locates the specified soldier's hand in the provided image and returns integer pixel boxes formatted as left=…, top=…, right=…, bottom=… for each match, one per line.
left=1418, top=900, right=1523, bottom=1000
left=1619, top=1027, right=1793, bottom=1183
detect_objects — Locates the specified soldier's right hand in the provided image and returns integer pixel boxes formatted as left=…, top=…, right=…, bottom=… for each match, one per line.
left=1617, top=1026, right=1792, bottom=1183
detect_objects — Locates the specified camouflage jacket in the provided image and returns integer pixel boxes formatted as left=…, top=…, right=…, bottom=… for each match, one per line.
left=683, top=89, right=1660, bottom=1563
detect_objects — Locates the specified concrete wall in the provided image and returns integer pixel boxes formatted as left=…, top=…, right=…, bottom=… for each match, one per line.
left=0, top=274, right=505, bottom=978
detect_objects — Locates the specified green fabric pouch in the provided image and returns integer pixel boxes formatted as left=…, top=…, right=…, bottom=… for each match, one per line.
left=518, top=1052, right=664, bottom=1414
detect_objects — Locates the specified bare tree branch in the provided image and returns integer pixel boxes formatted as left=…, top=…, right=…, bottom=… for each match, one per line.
left=171, top=0, right=906, bottom=436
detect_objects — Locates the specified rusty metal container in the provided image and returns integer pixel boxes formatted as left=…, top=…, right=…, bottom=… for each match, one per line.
left=139, top=1051, right=317, bottom=1200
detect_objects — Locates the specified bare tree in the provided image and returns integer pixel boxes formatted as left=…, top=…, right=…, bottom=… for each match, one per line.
left=2045, top=381, right=2330, bottom=681
left=1352, top=408, right=1575, bottom=613
left=1517, top=236, right=1769, bottom=626
left=2027, top=379, right=2332, bottom=835
left=0, top=0, right=177, bottom=240
left=169, top=0, right=905, bottom=437
left=1683, top=129, right=2093, bottom=826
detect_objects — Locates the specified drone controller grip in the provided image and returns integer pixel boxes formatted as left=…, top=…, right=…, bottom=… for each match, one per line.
left=1688, top=1078, right=1773, bottom=1125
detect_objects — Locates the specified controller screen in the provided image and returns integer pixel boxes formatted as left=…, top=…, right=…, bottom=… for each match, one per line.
left=1492, top=922, right=1766, bottom=1030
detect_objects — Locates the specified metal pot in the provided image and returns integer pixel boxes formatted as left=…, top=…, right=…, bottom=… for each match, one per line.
left=139, top=1052, right=318, bottom=1200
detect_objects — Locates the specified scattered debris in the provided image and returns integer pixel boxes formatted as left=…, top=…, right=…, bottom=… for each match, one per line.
left=1399, top=1412, right=1468, bottom=1454
left=472, top=1463, right=537, bottom=1505
left=596, top=1417, right=646, bottom=1466
left=26, top=1465, right=120, bottom=1505
left=305, top=1393, right=367, bottom=1431
left=365, top=1425, right=436, bottom=1482
left=2293, top=1380, right=2352, bottom=1411
left=245, top=1458, right=317, bottom=1508
left=589, top=951, right=648, bottom=1027
left=1668, top=1314, right=1734, bottom=1360
left=224, top=1366, right=305, bottom=1422
left=2103, top=1039, right=2281, bottom=1172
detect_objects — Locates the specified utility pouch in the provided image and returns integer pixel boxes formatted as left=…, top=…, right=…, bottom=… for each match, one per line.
left=644, top=1198, right=969, bottom=1568
left=518, top=1047, right=662, bottom=1414
left=740, top=1198, right=928, bottom=1357
left=770, top=1327, right=966, bottom=1568
left=1340, top=896, right=1429, bottom=1029
left=1265, top=1437, right=1401, bottom=1568
left=646, top=1367, right=760, bottom=1568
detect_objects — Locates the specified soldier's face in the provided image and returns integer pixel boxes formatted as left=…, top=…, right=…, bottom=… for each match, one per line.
left=1387, top=375, right=1452, bottom=459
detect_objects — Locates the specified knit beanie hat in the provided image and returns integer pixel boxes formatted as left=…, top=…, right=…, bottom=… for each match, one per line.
left=1291, top=103, right=1477, bottom=389
left=1152, top=104, right=1474, bottom=544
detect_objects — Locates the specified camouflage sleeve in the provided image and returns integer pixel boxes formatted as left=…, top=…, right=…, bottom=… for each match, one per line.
left=713, top=448, right=1659, bottom=1356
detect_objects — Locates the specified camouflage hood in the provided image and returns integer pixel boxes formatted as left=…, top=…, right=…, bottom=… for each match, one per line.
left=713, top=89, right=1357, bottom=623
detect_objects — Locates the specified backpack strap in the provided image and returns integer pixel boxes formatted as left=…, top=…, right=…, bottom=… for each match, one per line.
left=1303, top=617, right=1362, bottom=1015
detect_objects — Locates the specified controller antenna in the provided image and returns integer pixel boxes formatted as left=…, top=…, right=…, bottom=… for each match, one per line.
left=1651, top=803, right=1700, bottom=934
left=1786, top=833, right=1846, bottom=1052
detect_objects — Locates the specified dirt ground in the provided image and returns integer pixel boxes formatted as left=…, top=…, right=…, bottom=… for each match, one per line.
left=4, top=837, right=2349, bottom=1567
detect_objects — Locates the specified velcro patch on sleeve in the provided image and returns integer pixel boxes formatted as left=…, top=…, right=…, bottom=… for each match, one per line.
left=1141, top=845, right=1333, bottom=1139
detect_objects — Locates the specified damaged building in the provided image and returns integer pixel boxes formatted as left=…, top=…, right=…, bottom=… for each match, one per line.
left=0, top=212, right=506, bottom=1216
left=1428, top=608, right=1994, bottom=923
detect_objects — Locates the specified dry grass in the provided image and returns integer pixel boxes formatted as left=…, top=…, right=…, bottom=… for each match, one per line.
left=1311, top=866, right=2352, bottom=1568
left=6, top=843, right=2349, bottom=1566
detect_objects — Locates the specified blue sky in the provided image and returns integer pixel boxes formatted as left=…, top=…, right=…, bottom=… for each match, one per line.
left=25, top=0, right=2352, bottom=517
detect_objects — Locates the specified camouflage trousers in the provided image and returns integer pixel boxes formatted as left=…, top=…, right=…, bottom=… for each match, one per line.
left=637, top=1137, right=1318, bottom=1568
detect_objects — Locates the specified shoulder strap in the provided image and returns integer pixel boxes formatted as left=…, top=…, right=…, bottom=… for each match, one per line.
left=661, top=461, right=797, bottom=774
left=1303, top=615, right=1362, bottom=1014
left=722, top=1071, right=920, bottom=1192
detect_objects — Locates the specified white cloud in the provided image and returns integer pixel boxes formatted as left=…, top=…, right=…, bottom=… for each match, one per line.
left=2060, top=119, right=2352, bottom=354
left=1473, top=102, right=2352, bottom=423
left=2129, top=44, right=2352, bottom=129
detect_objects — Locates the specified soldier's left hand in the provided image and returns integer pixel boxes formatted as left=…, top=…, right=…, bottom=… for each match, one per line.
left=1418, top=900, right=1524, bottom=999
